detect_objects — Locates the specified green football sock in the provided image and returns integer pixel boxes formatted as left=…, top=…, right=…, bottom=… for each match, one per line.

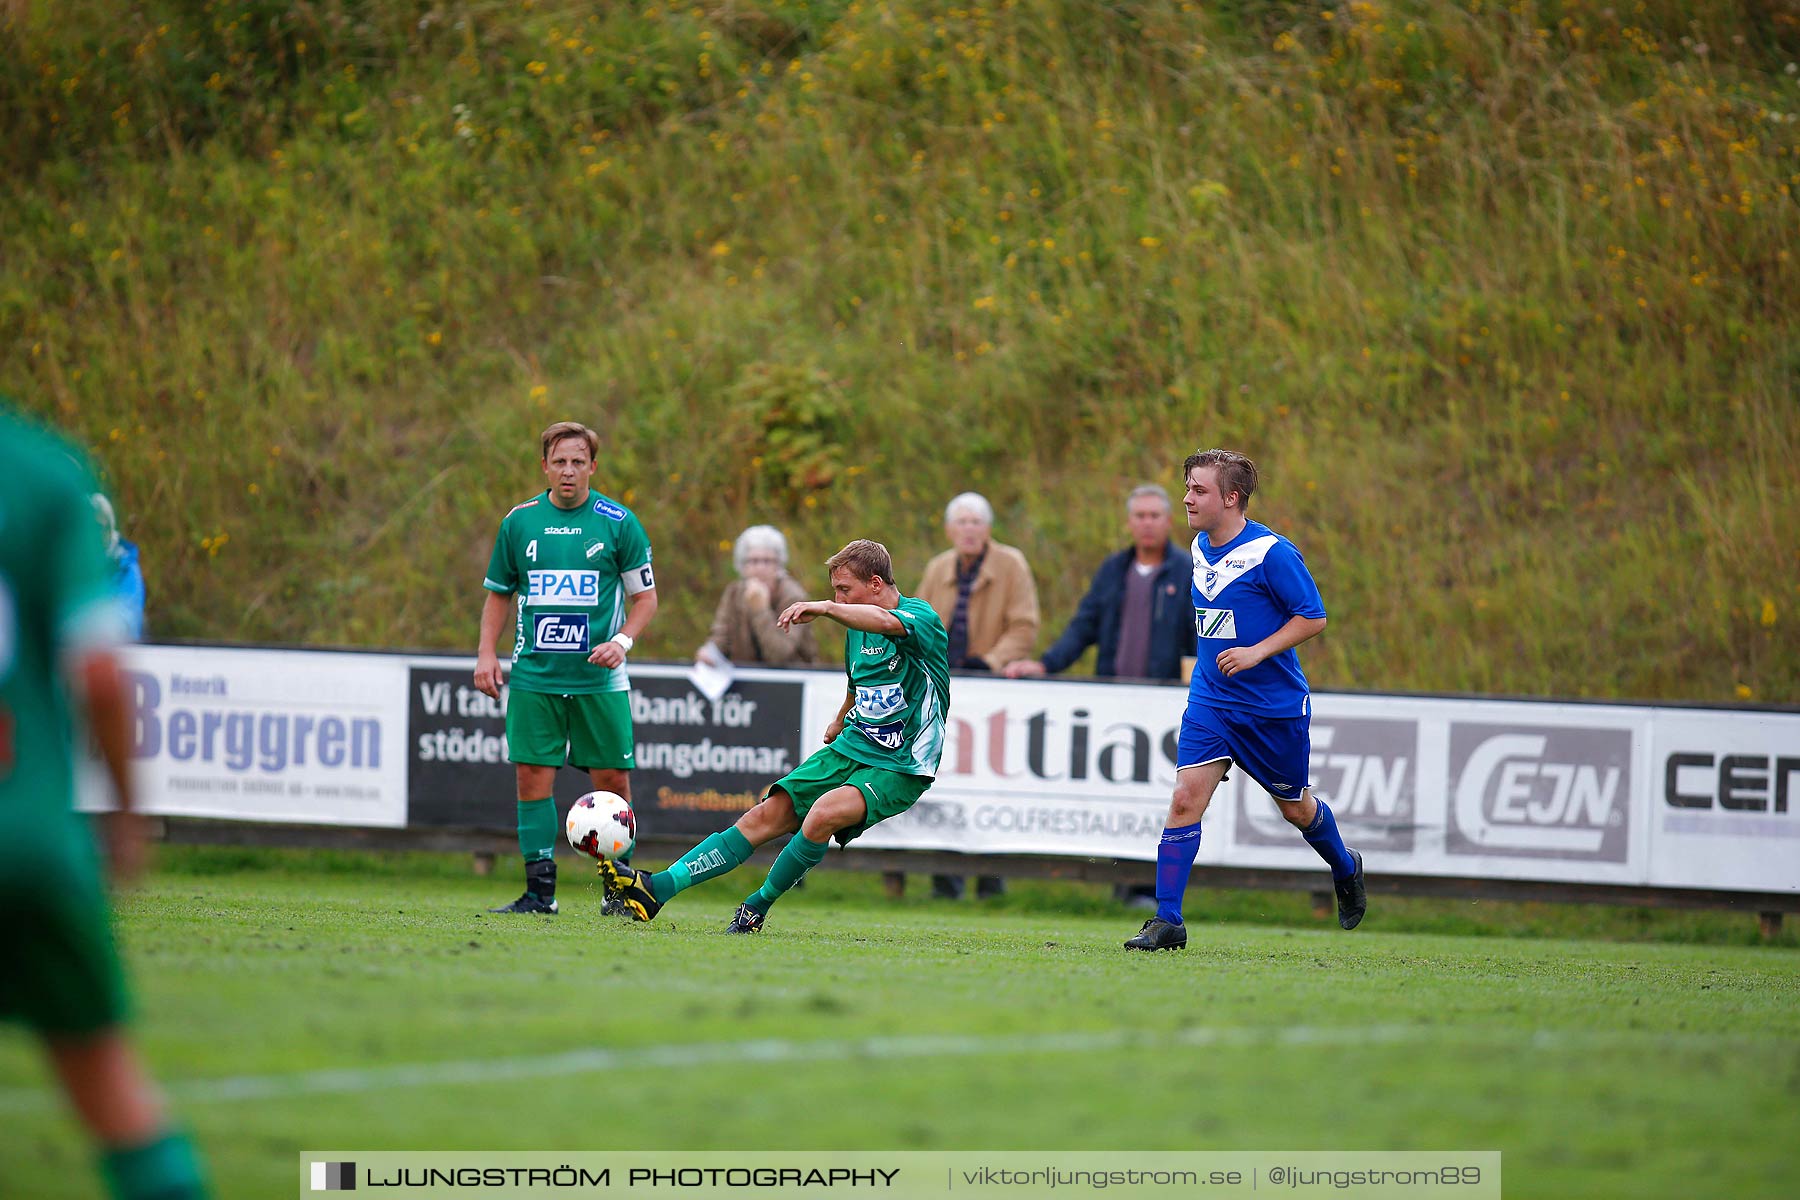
left=747, top=833, right=829, bottom=914
left=650, top=827, right=754, bottom=903
left=101, top=1129, right=210, bottom=1200
left=517, top=797, right=557, bottom=865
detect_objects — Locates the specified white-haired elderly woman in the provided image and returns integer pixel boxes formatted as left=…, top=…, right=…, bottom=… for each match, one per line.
left=696, top=525, right=818, bottom=667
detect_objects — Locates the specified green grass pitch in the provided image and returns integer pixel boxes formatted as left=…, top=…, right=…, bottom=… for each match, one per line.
left=1, top=850, right=1795, bottom=1199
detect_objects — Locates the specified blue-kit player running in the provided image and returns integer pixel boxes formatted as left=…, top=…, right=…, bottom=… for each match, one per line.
left=597, top=539, right=950, bottom=934
left=1125, top=449, right=1365, bottom=951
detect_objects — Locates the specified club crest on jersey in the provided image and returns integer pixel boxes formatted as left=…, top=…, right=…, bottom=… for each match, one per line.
left=1195, top=607, right=1238, bottom=639
left=1192, top=534, right=1280, bottom=601
left=526, top=569, right=602, bottom=606
left=533, top=612, right=590, bottom=652
left=585, top=540, right=606, bottom=559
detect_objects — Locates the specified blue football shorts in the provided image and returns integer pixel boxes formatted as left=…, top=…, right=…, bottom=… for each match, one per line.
left=1176, top=700, right=1312, bottom=803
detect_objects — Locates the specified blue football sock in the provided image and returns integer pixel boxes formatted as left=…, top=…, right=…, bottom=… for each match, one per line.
left=1302, top=797, right=1356, bottom=881
left=1153, top=821, right=1203, bottom=925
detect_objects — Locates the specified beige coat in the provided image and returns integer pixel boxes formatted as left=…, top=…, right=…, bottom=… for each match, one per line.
left=915, top=540, right=1040, bottom=670
left=704, top=574, right=818, bottom=666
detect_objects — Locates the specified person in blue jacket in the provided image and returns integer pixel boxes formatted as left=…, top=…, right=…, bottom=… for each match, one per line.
left=1004, top=484, right=1195, bottom=683
left=91, top=494, right=145, bottom=641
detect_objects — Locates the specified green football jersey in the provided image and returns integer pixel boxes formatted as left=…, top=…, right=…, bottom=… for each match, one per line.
left=831, top=595, right=951, bottom=778
left=483, top=489, right=654, bottom=695
left=0, top=405, right=128, bottom=824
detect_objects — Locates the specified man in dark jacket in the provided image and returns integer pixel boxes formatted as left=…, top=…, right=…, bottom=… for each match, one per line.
left=1005, top=484, right=1196, bottom=682
left=1006, top=483, right=1195, bottom=909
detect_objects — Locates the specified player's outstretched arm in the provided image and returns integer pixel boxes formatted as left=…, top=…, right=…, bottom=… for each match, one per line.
left=778, top=600, right=905, bottom=637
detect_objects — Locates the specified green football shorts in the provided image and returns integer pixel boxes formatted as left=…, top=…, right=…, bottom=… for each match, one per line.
left=0, top=825, right=130, bottom=1036
left=766, top=744, right=932, bottom=845
left=505, top=688, right=635, bottom=770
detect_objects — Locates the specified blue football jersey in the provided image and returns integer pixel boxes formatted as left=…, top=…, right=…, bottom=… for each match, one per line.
left=1188, top=520, right=1327, bottom=718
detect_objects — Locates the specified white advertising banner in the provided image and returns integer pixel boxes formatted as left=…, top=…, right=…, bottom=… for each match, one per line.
left=820, top=674, right=1798, bottom=896
left=92, top=643, right=1797, bottom=895
left=852, top=676, right=1190, bottom=862
left=1647, top=708, right=1800, bottom=892
left=1222, top=695, right=1649, bottom=887
left=81, top=644, right=410, bottom=828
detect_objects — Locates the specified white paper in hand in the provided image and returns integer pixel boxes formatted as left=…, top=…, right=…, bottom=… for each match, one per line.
left=688, top=653, right=735, bottom=704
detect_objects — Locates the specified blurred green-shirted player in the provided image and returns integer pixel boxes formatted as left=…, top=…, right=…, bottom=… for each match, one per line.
left=598, top=539, right=949, bottom=933
left=0, top=404, right=209, bottom=1199
left=474, top=421, right=658, bottom=914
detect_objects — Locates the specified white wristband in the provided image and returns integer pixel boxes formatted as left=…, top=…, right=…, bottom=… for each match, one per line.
left=609, top=633, right=635, bottom=653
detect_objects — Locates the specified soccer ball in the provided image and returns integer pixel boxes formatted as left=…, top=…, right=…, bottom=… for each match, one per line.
left=566, top=791, right=635, bottom=860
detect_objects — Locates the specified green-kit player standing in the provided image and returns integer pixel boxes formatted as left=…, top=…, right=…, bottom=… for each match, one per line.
left=598, top=539, right=949, bottom=933
left=0, top=404, right=209, bottom=1199
left=474, top=421, right=658, bottom=914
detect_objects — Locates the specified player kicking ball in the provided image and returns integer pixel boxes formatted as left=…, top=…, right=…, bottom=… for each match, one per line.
left=597, top=540, right=950, bottom=933
left=1126, top=449, right=1365, bottom=951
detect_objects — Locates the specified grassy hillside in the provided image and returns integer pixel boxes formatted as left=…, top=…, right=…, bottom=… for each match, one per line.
left=2, top=0, right=1796, bottom=701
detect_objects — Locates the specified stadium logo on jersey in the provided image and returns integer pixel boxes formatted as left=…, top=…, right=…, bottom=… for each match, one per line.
left=1191, top=534, right=1278, bottom=601
left=1446, top=724, right=1631, bottom=861
left=593, top=496, right=627, bottom=520
left=1237, top=717, right=1418, bottom=852
left=1194, top=608, right=1238, bottom=639
left=860, top=644, right=888, bottom=655
left=543, top=525, right=582, bottom=535
left=533, top=612, right=590, bottom=652
left=525, top=569, right=603, bottom=606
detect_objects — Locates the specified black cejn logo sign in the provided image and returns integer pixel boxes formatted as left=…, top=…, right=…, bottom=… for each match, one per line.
left=1664, top=753, right=1799, bottom=813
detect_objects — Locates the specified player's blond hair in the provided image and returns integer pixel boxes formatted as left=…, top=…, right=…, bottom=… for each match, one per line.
left=825, top=539, right=895, bottom=586
left=539, top=421, right=599, bottom=462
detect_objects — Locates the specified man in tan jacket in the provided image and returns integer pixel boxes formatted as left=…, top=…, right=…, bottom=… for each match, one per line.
left=913, top=492, right=1041, bottom=900
left=915, top=492, right=1040, bottom=673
